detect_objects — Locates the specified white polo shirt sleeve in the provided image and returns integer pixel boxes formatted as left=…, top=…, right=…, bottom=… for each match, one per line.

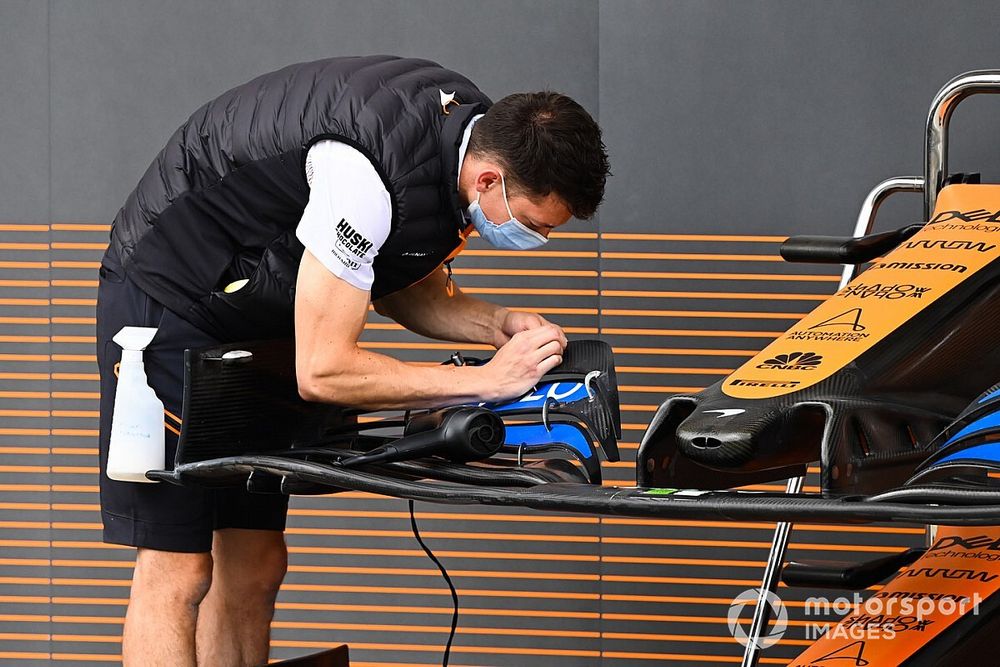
left=295, top=140, right=393, bottom=291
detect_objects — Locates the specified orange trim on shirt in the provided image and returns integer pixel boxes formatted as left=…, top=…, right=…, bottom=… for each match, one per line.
left=444, top=225, right=474, bottom=264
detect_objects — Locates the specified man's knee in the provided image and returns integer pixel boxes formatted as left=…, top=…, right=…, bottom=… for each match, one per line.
left=253, top=537, right=289, bottom=596
left=213, top=529, right=288, bottom=600
left=132, top=548, right=214, bottom=606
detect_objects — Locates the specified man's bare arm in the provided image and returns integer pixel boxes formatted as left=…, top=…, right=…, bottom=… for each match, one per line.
left=374, top=266, right=567, bottom=348
left=372, top=266, right=507, bottom=346
left=294, top=250, right=564, bottom=410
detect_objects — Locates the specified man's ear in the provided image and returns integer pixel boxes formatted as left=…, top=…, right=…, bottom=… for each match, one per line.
left=475, top=167, right=502, bottom=193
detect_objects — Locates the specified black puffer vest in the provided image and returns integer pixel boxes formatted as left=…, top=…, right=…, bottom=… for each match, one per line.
left=109, top=56, right=491, bottom=341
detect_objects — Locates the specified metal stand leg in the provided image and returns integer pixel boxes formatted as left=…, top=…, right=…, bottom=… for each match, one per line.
left=741, top=475, right=804, bottom=667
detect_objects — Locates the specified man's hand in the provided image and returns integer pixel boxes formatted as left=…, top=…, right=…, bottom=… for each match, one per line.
left=495, top=310, right=567, bottom=349
left=482, top=325, right=567, bottom=402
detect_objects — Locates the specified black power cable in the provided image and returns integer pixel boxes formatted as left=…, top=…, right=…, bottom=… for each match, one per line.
left=408, top=499, right=459, bottom=666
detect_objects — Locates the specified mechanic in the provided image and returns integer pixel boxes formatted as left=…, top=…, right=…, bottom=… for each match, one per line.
left=96, top=55, right=609, bottom=666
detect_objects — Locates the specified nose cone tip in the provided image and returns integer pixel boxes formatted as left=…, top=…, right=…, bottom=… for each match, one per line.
left=676, top=409, right=769, bottom=468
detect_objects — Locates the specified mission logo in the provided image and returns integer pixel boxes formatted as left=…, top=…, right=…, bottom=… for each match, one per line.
left=868, top=260, right=968, bottom=273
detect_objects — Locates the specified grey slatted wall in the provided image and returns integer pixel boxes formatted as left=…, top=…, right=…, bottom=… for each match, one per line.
left=5, top=1, right=1000, bottom=665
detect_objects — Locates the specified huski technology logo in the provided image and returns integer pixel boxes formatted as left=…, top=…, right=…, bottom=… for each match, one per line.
left=728, top=588, right=788, bottom=649
left=757, top=352, right=823, bottom=371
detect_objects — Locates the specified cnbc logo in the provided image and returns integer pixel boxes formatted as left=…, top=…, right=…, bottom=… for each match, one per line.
left=756, top=352, right=823, bottom=371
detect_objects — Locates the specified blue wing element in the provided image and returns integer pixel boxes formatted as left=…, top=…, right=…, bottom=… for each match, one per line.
left=502, top=422, right=593, bottom=459
left=941, top=409, right=1000, bottom=447
left=979, top=386, right=1000, bottom=404
left=501, top=421, right=602, bottom=483
left=484, top=381, right=589, bottom=413
left=910, top=382, right=1000, bottom=485
left=934, top=441, right=1000, bottom=466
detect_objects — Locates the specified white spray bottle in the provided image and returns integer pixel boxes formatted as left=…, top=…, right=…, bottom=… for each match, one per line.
left=107, top=326, right=164, bottom=482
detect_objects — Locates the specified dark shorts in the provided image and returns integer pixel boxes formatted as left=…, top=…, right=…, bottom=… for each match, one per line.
left=97, top=246, right=289, bottom=553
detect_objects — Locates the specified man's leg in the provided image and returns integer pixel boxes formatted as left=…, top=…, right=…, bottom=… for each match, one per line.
left=97, top=247, right=224, bottom=664
left=124, top=549, right=213, bottom=666
left=196, top=528, right=288, bottom=666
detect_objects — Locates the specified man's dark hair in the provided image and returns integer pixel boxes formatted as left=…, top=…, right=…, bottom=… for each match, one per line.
left=468, top=92, right=610, bottom=220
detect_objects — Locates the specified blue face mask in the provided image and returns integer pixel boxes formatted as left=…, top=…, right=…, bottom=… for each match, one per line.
left=467, top=173, right=548, bottom=250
